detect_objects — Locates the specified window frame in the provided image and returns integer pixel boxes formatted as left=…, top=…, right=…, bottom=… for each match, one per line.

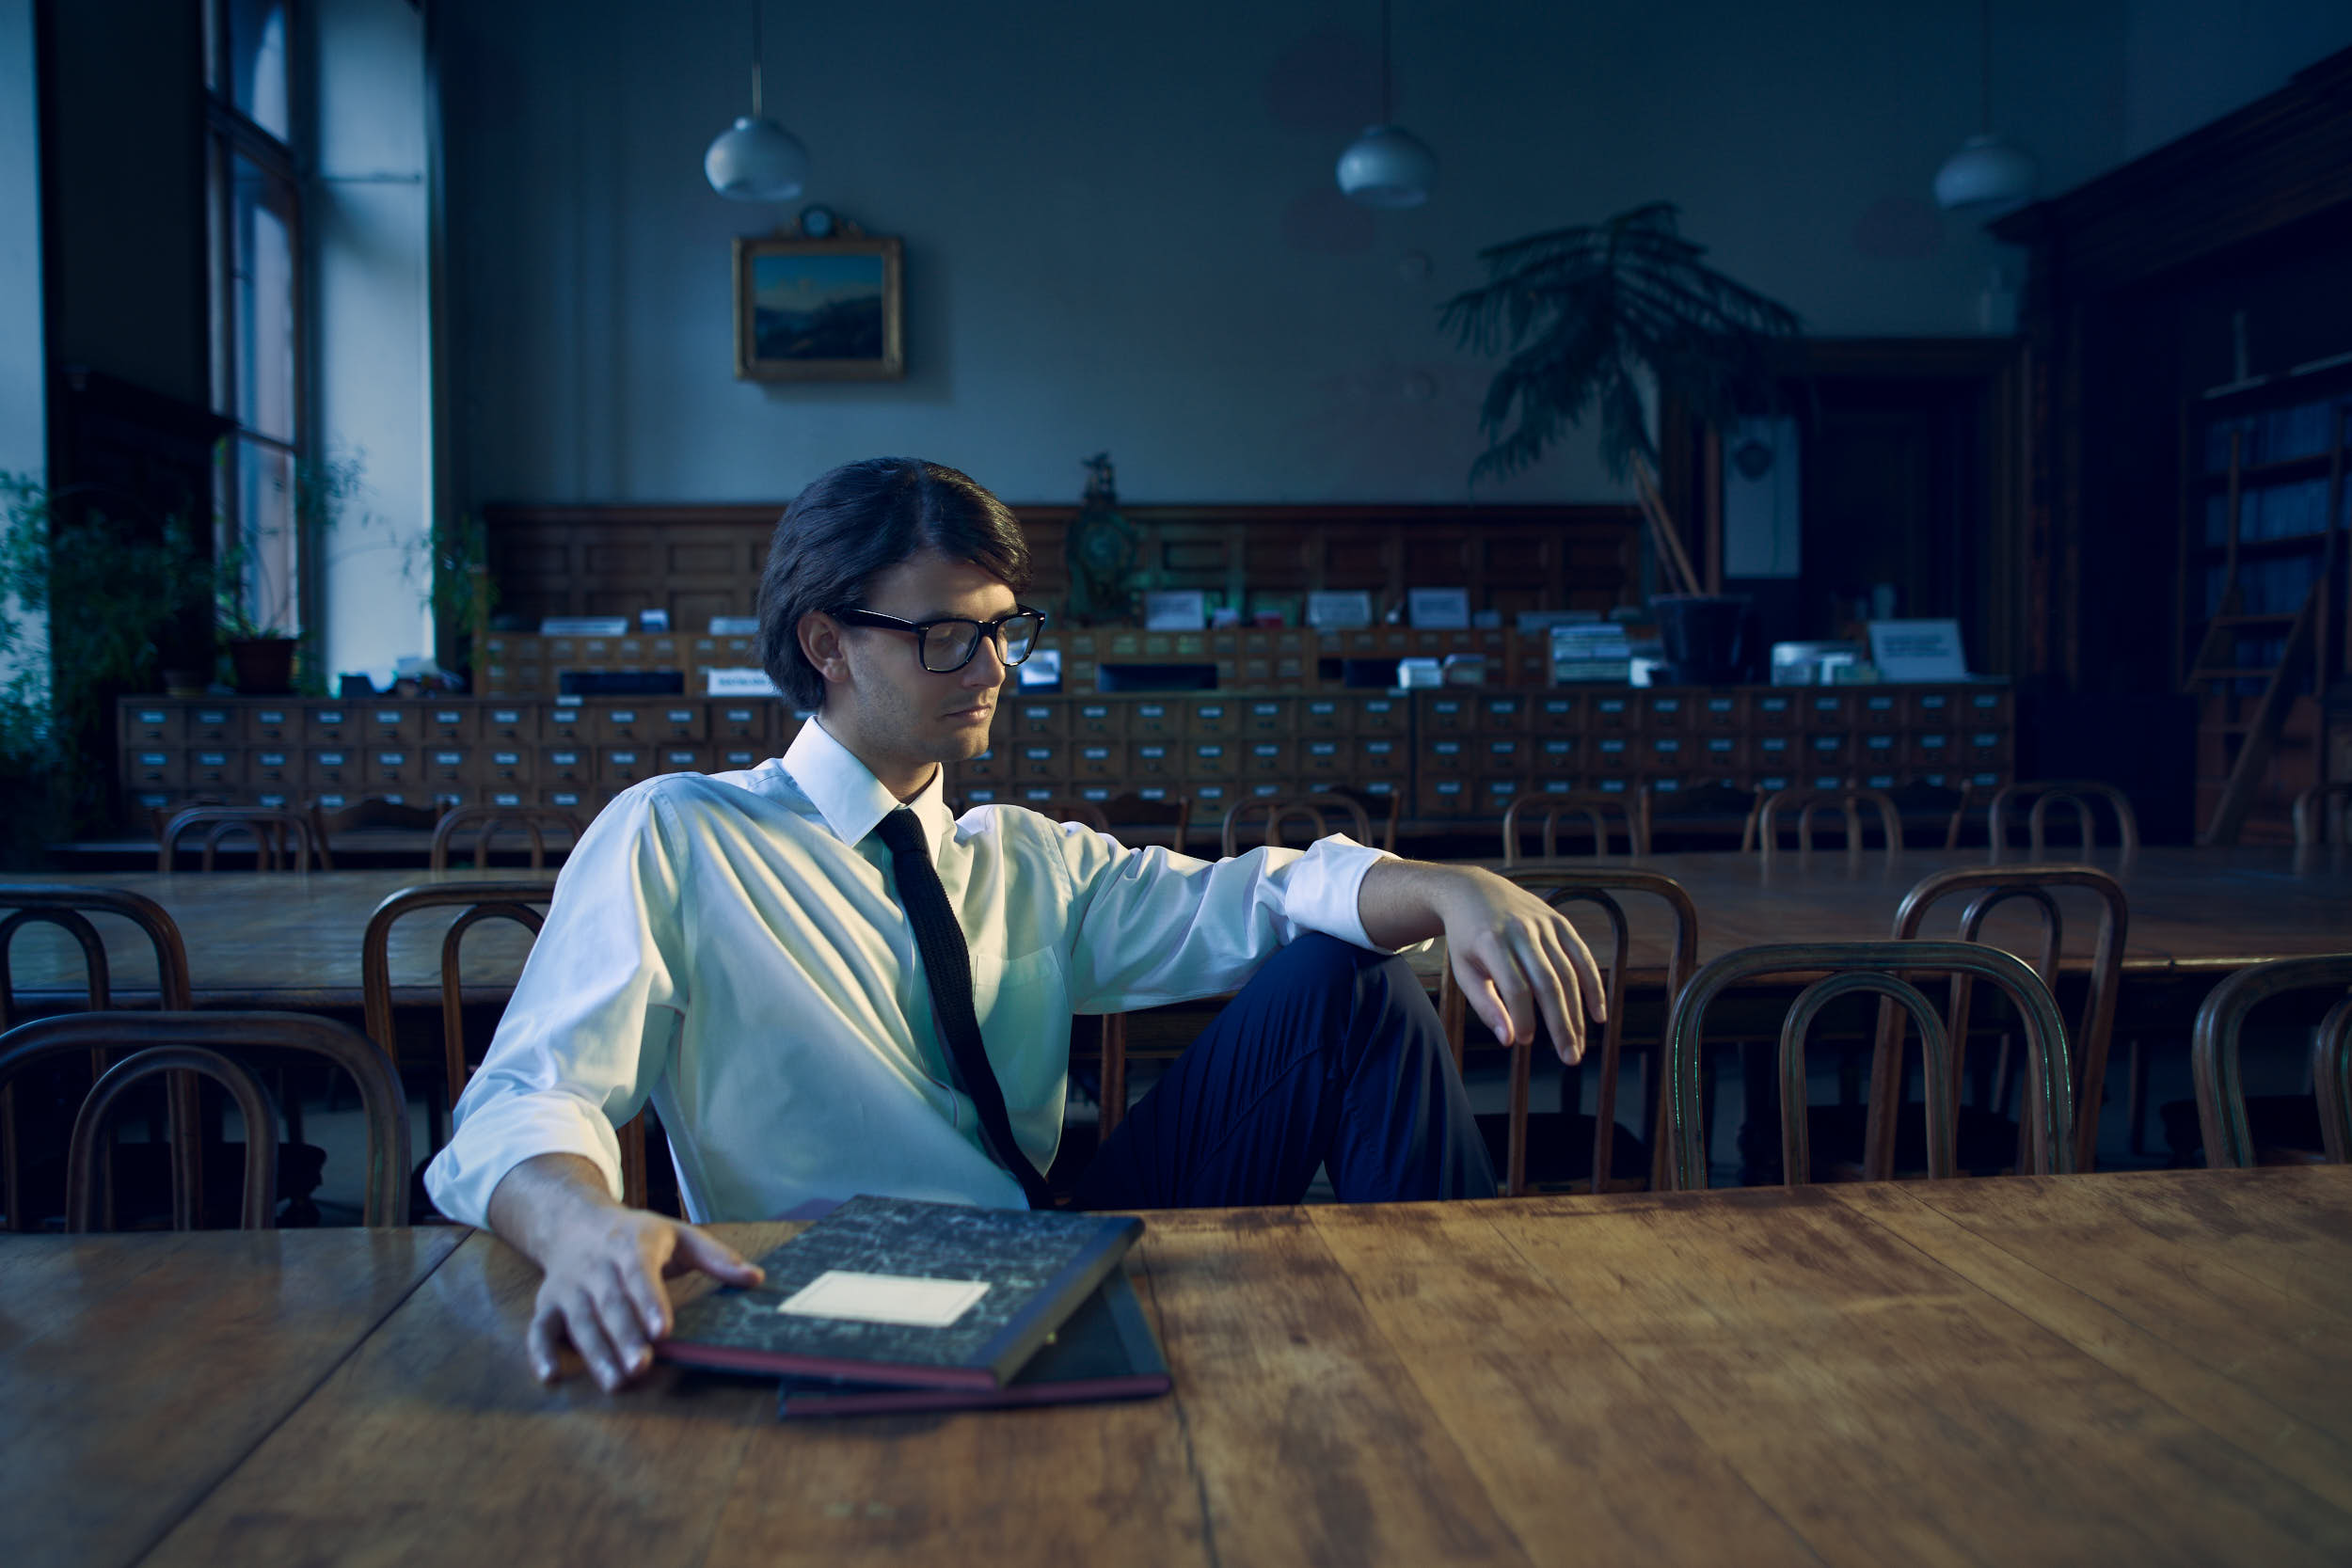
left=204, top=0, right=310, bottom=642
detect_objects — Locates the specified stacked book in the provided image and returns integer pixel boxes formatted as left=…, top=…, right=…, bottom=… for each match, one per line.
left=657, top=1195, right=1169, bottom=1418
left=1549, top=621, right=1634, bottom=683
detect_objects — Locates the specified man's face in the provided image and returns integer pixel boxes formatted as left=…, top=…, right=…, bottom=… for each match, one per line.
left=811, top=548, right=1016, bottom=796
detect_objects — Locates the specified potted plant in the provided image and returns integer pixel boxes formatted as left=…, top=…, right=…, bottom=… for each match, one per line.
left=0, top=474, right=215, bottom=839
left=1442, top=201, right=1802, bottom=678
left=215, top=454, right=363, bottom=694
left=427, top=509, right=498, bottom=684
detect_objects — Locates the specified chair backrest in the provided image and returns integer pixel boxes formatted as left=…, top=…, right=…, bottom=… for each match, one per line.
left=1752, top=787, right=1901, bottom=856
left=2320, top=995, right=2352, bottom=1165
left=1437, top=867, right=1698, bottom=1195
left=362, top=880, right=554, bottom=1107
left=157, top=806, right=328, bottom=872
left=1986, top=780, right=2140, bottom=862
left=66, top=1045, right=278, bottom=1231
left=429, top=805, right=585, bottom=872
left=1663, top=941, right=2074, bottom=1190
left=2191, top=954, right=2352, bottom=1169
left=0, top=886, right=195, bottom=1231
left=0, top=1009, right=411, bottom=1225
left=1219, top=793, right=1374, bottom=858
left=2294, top=783, right=2352, bottom=847
left=1502, top=793, right=1645, bottom=863
left=1876, top=864, right=2128, bottom=1176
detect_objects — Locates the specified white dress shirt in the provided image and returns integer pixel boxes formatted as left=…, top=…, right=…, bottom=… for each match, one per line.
left=422, top=719, right=1393, bottom=1226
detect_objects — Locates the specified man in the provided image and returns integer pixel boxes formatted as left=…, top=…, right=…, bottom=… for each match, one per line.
left=426, top=457, right=1603, bottom=1391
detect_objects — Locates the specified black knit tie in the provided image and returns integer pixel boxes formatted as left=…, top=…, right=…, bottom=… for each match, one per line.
left=872, top=808, right=1055, bottom=1209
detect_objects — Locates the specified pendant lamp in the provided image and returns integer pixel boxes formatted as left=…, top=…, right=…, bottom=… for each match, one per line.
left=1337, top=0, right=1435, bottom=209
left=1933, top=0, right=2035, bottom=214
left=705, top=0, right=808, bottom=202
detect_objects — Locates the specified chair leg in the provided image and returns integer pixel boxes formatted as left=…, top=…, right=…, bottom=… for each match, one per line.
left=2125, top=1035, right=2150, bottom=1156
left=1098, top=1015, right=1128, bottom=1138
left=618, top=1114, right=649, bottom=1210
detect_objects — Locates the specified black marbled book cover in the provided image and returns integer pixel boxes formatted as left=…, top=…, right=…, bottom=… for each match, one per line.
left=773, top=1268, right=1171, bottom=1418
left=657, top=1195, right=1143, bottom=1388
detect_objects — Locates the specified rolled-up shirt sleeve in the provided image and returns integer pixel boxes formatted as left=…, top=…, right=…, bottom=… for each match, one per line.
left=1055, top=830, right=1395, bottom=1014
left=421, top=789, right=691, bottom=1227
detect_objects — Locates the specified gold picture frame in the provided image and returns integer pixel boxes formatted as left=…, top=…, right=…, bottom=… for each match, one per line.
left=732, top=233, right=904, bottom=381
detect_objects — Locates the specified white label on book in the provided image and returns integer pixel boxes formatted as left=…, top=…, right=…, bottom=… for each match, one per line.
left=777, top=1270, right=991, bottom=1328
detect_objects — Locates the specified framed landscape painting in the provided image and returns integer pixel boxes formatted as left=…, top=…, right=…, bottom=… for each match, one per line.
left=732, top=233, right=904, bottom=380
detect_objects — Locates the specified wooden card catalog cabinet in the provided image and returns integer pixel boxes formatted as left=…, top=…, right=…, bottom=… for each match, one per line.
left=111, top=681, right=2014, bottom=832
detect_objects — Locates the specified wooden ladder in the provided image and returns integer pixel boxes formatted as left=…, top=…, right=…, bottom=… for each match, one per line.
left=2187, top=420, right=2344, bottom=844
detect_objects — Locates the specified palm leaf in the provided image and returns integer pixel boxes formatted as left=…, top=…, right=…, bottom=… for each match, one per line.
left=1444, top=202, right=1802, bottom=483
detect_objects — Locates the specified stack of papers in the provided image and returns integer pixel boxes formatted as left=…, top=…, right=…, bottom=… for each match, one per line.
left=1549, top=622, right=1632, bottom=683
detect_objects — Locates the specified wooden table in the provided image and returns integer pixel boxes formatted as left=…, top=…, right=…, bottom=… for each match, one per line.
left=6, top=846, right=2344, bottom=1011
left=14, top=1165, right=2352, bottom=1567
left=1468, top=844, right=2352, bottom=984
left=0, top=868, right=543, bottom=1009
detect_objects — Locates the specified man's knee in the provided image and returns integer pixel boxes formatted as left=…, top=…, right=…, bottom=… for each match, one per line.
left=1249, top=934, right=1437, bottom=1058
left=1256, top=931, right=1404, bottom=1006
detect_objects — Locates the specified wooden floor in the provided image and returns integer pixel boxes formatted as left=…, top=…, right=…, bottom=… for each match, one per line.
left=8, top=1165, right=2350, bottom=1567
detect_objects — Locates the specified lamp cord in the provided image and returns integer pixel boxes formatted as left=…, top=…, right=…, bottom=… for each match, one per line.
left=1380, top=0, right=1393, bottom=126
left=750, top=0, right=765, bottom=118
left=1978, top=0, right=1992, bottom=133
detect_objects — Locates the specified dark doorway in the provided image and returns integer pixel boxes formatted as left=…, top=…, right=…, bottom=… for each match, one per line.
left=1798, top=373, right=1983, bottom=642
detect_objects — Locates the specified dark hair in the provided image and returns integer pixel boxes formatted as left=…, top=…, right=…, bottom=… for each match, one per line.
left=756, top=457, right=1032, bottom=709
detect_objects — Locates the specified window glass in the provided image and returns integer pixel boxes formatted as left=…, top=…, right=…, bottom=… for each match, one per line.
left=227, top=437, right=299, bottom=636
left=230, top=150, right=296, bottom=444
left=226, top=0, right=290, bottom=139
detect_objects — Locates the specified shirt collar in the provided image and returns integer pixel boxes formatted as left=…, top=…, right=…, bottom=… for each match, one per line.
left=782, top=716, right=956, bottom=855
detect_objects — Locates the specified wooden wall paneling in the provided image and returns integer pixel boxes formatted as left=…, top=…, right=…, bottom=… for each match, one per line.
left=481, top=503, right=1641, bottom=636
left=1993, top=48, right=2352, bottom=695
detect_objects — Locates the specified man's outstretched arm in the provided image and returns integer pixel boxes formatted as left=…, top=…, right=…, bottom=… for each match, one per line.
left=1357, top=860, right=1607, bottom=1064
left=487, top=1152, right=764, bottom=1392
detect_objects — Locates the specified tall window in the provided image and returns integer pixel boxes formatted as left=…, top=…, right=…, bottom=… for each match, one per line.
left=206, top=0, right=302, bottom=639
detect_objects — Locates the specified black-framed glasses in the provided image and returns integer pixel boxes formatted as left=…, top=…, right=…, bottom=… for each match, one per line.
left=830, top=605, right=1047, bottom=673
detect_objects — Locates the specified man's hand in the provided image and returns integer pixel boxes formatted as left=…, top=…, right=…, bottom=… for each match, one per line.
left=1359, top=862, right=1607, bottom=1064
left=486, top=1153, right=764, bottom=1392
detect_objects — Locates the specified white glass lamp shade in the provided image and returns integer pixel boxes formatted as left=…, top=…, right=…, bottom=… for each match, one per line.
left=1337, top=124, right=1436, bottom=209
left=1933, top=132, right=2037, bottom=214
left=705, top=116, right=809, bottom=202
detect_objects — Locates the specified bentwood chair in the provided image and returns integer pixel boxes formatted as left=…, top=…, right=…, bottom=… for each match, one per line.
left=1987, top=780, right=2141, bottom=862
left=156, top=806, right=327, bottom=872
left=0, top=886, right=194, bottom=1231
left=0, top=1010, right=411, bottom=1227
left=429, top=804, right=585, bottom=871
left=1501, top=794, right=1645, bottom=863
left=66, top=1047, right=277, bottom=1230
left=2294, top=783, right=2352, bottom=847
left=1663, top=941, right=2074, bottom=1190
left=2191, top=954, right=2352, bottom=1168
left=361, top=880, right=666, bottom=1213
left=1835, top=865, right=2128, bottom=1179
left=1751, top=786, right=1902, bottom=857
left=1219, top=793, right=1375, bottom=857
left=1437, top=867, right=1698, bottom=1195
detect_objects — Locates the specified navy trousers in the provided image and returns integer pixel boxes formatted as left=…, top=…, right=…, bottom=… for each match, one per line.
left=1071, top=933, right=1498, bottom=1210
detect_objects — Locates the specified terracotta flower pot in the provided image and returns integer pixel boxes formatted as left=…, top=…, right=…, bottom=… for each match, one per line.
left=227, top=637, right=298, bottom=695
